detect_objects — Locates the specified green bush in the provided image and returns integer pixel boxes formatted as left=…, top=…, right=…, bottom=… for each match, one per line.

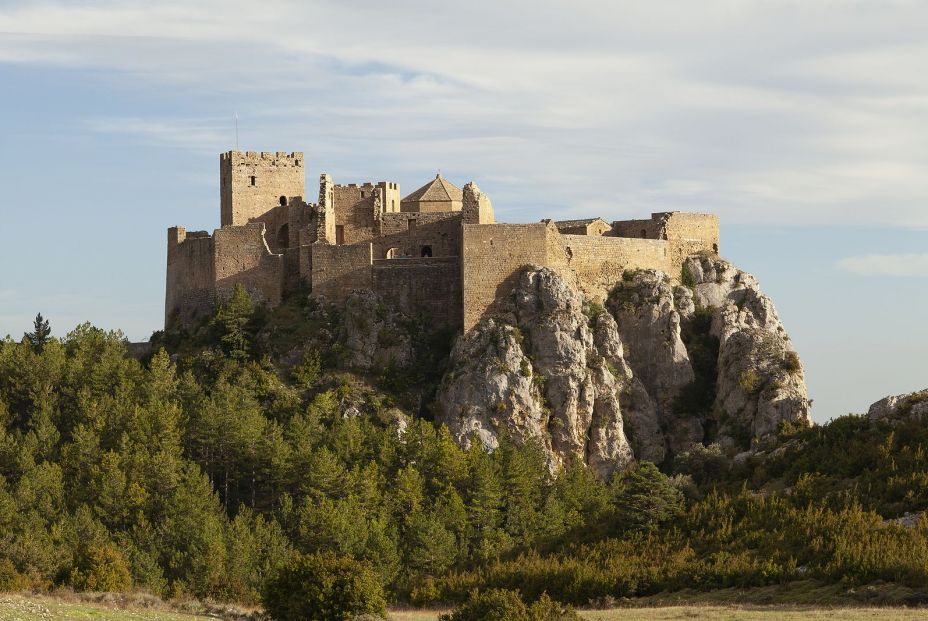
left=739, top=369, right=761, bottom=394
left=262, top=553, right=386, bottom=621
left=782, top=351, right=801, bottom=373
left=439, top=589, right=579, bottom=621
left=69, top=542, right=133, bottom=592
left=681, top=263, right=698, bottom=288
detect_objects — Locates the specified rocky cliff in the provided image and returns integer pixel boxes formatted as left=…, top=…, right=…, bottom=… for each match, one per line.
left=437, top=254, right=812, bottom=477
left=867, top=389, right=928, bottom=422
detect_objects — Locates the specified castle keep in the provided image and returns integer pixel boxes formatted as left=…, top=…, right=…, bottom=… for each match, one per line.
left=166, top=151, right=720, bottom=331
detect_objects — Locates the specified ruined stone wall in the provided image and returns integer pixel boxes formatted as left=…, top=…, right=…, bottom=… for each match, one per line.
left=461, top=223, right=551, bottom=331
left=332, top=181, right=400, bottom=244
left=611, top=217, right=665, bottom=240
left=248, top=204, right=290, bottom=254
left=310, top=242, right=373, bottom=304
left=404, top=199, right=463, bottom=213
left=556, top=234, right=671, bottom=304
left=316, top=174, right=336, bottom=244
left=373, top=257, right=462, bottom=326
left=333, top=184, right=379, bottom=244
left=462, top=183, right=495, bottom=225
left=565, top=220, right=611, bottom=236
left=220, top=151, right=305, bottom=227
left=213, top=222, right=284, bottom=306
left=375, top=212, right=462, bottom=259
left=165, top=227, right=215, bottom=326
left=381, top=182, right=401, bottom=213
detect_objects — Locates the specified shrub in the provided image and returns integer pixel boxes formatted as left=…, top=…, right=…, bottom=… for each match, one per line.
left=69, top=542, right=133, bottom=592
left=782, top=351, right=801, bottom=373
left=527, top=592, right=581, bottom=620
left=582, top=302, right=606, bottom=322
left=681, top=263, right=698, bottom=288
left=292, top=349, right=322, bottom=387
left=439, top=589, right=579, bottom=621
left=672, top=443, right=730, bottom=485
left=439, top=589, right=529, bottom=621
left=739, top=369, right=761, bottom=394
left=262, top=553, right=386, bottom=621
left=0, top=559, right=28, bottom=591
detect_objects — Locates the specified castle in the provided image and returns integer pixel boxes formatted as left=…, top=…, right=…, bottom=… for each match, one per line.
left=166, top=151, right=720, bottom=331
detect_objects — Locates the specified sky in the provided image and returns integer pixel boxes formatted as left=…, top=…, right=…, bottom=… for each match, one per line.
left=0, top=0, right=925, bottom=422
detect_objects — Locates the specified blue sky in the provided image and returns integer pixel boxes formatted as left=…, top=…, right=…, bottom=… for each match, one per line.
left=0, top=0, right=925, bottom=421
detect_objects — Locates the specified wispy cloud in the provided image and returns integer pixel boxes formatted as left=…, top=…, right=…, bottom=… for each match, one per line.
left=83, top=117, right=231, bottom=151
left=3, top=0, right=928, bottom=228
left=836, top=254, right=928, bottom=277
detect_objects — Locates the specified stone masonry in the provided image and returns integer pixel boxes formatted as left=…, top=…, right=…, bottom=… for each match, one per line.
left=166, top=150, right=720, bottom=334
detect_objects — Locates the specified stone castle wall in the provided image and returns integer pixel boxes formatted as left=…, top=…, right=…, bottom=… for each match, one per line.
left=331, top=181, right=402, bottom=245
left=375, top=212, right=462, bottom=259
left=461, top=223, right=552, bottom=331
left=555, top=234, right=671, bottom=304
left=461, top=222, right=677, bottom=330
left=611, top=217, right=665, bottom=240
left=662, top=212, right=720, bottom=272
left=220, top=151, right=305, bottom=227
left=373, top=257, right=462, bottom=326
left=310, top=242, right=373, bottom=303
left=333, top=184, right=378, bottom=245
left=166, top=228, right=215, bottom=326
left=214, top=222, right=285, bottom=306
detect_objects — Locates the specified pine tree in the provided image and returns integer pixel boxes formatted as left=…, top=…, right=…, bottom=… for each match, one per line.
left=215, top=285, right=254, bottom=360
left=25, top=313, right=51, bottom=352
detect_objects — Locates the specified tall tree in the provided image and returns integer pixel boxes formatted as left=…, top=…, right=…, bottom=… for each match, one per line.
left=215, top=285, right=254, bottom=360
left=25, top=313, right=51, bottom=352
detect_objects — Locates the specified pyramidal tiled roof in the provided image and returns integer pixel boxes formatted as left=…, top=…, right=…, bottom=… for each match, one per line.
left=401, top=174, right=464, bottom=203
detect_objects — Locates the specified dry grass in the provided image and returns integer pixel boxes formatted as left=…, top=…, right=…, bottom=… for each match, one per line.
left=0, top=592, right=256, bottom=621
left=390, top=607, right=928, bottom=620
left=4, top=592, right=928, bottom=621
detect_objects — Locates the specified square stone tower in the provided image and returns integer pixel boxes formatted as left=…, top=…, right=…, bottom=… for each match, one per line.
left=220, top=151, right=305, bottom=226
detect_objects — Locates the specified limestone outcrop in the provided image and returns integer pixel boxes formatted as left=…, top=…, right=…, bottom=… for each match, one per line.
left=437, top=254, right=812, bottom=474
left=867, top=390, right=928, bottom=422
left=438, top=268, right=636, bottom=477
left=340, top=290, right=413, bottom=371
left=685, top=255, right=811, bottom=446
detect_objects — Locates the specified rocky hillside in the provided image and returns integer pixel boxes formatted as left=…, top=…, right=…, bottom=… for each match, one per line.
left=437, top=254, right=812, bottom=476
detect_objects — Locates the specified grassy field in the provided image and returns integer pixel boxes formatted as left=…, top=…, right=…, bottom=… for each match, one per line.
left=4, top=593, right=928, bottom=621
left=0, top=593, right=211, bottom=621
left=392, top=608, right=928, bottom=620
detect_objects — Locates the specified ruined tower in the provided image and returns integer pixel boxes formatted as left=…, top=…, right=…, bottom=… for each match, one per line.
left=220, top=151, right=305, bottom=227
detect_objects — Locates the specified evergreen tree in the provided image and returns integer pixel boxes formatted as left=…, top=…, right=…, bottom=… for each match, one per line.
left=612, top=462, right=684, bottom=534
left=25, top=313, right=51, bottom=352
left=214, top=285, right=254, bottom=360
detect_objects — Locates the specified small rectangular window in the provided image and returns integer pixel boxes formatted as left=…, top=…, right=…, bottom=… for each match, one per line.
left=408, top=219, right=417, bottom=231
left=335, top=225, right=345, bottom=245
left=250, top=176, right=256, bottom=186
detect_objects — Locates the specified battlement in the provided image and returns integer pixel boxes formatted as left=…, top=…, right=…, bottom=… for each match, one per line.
left=221, top=150, right=304, bottom=166
left=334, top=181, right=399, bottom=191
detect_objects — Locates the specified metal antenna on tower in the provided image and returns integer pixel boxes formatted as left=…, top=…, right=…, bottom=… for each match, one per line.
left=235, top=112, right=239, bottom=150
